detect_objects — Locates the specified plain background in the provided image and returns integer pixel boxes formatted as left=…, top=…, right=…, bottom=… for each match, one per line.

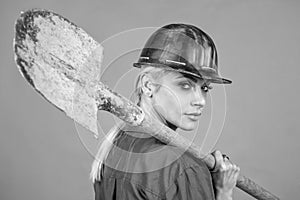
left=1, top=0, right=299, bottom=199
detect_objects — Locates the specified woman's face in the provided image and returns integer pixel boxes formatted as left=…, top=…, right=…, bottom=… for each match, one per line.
left=152, top=71, right=211, bottom=131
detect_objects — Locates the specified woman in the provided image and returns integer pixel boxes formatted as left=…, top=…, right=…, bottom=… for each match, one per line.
left=91, top=24, right=240, bottom=200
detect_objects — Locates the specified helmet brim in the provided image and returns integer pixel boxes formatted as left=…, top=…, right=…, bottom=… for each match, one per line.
left=133, top=62, right=232, bottom=84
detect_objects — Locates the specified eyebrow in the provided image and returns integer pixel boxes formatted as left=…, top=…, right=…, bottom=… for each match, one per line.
left=175, top=73, right=211, bottom=86
left=175, top=73, right=198, bottom=83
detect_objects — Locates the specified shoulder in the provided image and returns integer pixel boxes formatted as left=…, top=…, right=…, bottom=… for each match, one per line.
left=131, top=142, right=212, bottom=187
left=107, top=127, right=210, bottom=176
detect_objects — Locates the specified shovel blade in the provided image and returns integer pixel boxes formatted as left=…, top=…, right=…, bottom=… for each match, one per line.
left=14, top=9, right=103, bottom=135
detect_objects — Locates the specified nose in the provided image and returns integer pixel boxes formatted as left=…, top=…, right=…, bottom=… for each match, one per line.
left=190, top=85, right=206, bottom=107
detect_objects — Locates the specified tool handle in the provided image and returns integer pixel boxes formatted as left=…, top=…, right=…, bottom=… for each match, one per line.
left=237, top=174, right=280, bottom=200
left=202, top=154, right=280, bottom=200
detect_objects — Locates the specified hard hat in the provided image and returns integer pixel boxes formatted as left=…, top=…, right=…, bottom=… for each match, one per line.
left=133, top=24, right=232, bottom=84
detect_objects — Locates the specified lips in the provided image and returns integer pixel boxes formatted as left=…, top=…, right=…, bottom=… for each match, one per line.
left=185, top=112, right=202, bottom=121
left=185, top=112, right=202, bottom=116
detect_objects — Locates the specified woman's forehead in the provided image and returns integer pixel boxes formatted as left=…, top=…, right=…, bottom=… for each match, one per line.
left=163, top=70, right=210, bottom=84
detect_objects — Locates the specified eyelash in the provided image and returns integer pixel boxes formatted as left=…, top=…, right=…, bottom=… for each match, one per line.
left=181, top=82, right=192, bottom=89
left=180, top=82, right=212, bottom=92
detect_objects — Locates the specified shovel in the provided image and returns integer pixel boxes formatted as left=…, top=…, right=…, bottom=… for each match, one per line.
left=14, top=9, right=280, bottom=200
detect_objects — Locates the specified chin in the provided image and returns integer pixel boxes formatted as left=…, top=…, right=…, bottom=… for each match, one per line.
left=178, top=121, right=198, bottom=131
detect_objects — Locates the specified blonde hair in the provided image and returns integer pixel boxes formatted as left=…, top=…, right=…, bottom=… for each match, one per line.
left=90, top=66, right=170, bottom=182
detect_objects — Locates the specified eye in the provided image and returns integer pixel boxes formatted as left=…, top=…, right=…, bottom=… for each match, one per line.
left=179, top=82, right=192, bottom=90
left=182, top=83, right=191, bottom=89
left=201, top=84, right=213, bottom=92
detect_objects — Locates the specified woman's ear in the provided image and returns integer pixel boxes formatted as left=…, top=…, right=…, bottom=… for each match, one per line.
left=140, top=74, right=155, bottom=98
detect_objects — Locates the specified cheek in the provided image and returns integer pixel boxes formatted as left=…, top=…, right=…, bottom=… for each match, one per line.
left=154, top=88, right=187, bottom=119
